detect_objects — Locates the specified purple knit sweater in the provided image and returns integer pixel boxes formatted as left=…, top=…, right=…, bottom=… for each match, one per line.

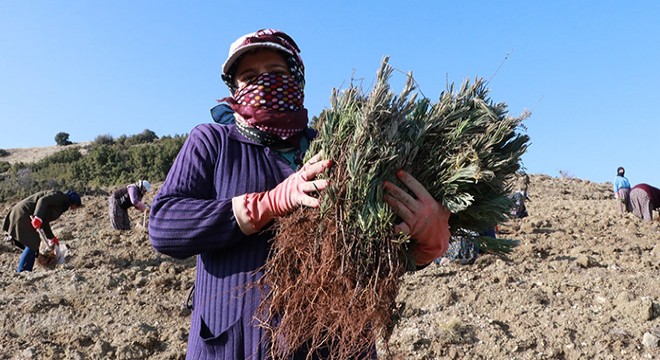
left=149, top=123, right=296, bottom=359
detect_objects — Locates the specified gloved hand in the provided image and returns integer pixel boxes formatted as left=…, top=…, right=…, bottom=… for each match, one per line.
left=233, top=153, right=332, bottom=235
left=31, top=216, right=43, bottom=230
left=47, top=236, right=59, bottom=250
left=135, top=202, right=146, bottom=212
left=384, top=170, right=451, bottom=266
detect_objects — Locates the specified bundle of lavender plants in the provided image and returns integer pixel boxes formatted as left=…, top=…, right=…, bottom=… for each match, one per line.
left=260, top=57, right=530, bottom=359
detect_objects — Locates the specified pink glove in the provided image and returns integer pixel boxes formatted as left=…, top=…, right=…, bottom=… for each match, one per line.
left=31, top=216, right=43, bottom=230
left=135, top=202, right=146, bottom=212
left=384, top=170, right=451, bottom=266
left=233, top=153, right=332, bottom=234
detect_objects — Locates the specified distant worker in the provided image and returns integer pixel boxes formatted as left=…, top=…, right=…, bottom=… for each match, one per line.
left=436, top=228, right=496, bottom=266
left=108, top=180, right=151, bottom=230
left=613, top=166, right=631, bottom=213
left=510, top=174, right=530, bottom=219
left=2, top=190, right=83, bottom=272
left=629, top=183, right=660, bottom=222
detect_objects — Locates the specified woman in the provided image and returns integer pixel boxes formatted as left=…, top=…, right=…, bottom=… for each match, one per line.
left=149, top=29, right=449, bottom=359
left=108, top=180, right=151, bottom=230
left=613, top=166, right=631, bottom=213
left=3, top=190, right=82, bottom=272
left=629, top=183, right=660, bottom=222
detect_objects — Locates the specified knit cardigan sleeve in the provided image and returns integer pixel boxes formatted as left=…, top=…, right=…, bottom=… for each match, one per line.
left=149, top=124, right=245, bottom=259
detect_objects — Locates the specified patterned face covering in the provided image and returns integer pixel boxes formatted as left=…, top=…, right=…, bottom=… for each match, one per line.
left=224, top=72, right=308, bottom=141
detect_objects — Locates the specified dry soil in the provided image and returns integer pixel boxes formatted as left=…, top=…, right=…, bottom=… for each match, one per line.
left=0, top=149, right=658, bottom=359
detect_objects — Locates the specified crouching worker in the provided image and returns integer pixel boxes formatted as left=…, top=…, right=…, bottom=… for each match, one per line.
left=108, top=180, right=151, bottom=230
left=629, top=183, right=660, bottom=222
left=510, top=189, right=529, bottom=218
left=2, top=190, right=82, bottom=272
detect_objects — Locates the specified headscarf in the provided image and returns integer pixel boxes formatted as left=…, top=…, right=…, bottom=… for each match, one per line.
left=66, top=191, right=82, bottom=207
left=221, top=29, right=305, bottom=94
left=220, top=29, right=308, bottom=146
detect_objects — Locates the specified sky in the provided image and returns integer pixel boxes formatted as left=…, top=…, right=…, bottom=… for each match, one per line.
left=1, top=1, right=659, bottom=186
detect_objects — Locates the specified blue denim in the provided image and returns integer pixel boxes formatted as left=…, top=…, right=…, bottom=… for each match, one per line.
left=210, top=103, right=236, bottom=125
left=17, top=247, right=37, bottom=272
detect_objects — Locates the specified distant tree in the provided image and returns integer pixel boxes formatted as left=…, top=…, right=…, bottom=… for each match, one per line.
left=116, top=134, right=128, bottom=146
left=93, top=133, right=115, bottom=146
left=118, top=129, right=159, bottom=146
left=133, top=129, right=159, bottom=144
left=0, top=149, right=9, bottom=157
left=55, top=132, right=73, bottom=146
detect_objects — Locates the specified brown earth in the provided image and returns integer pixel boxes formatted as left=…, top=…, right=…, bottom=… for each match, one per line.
left=1, top=159, right=658, bottom=359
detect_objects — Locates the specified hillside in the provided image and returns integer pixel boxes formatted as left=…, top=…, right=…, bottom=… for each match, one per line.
left=1, top=143, right=91, bottom=165
left=0, top=175, right=658, bottom=359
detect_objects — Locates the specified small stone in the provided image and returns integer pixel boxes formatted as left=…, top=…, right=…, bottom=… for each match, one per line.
left=575, top=254, right=599, bottom=268
left=641, top=331, right=659, bottom=349
left=22, top=346, right=37, bottom=358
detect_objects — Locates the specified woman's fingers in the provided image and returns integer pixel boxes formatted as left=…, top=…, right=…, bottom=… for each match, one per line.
left=392, top=221, right=411, bottom=236
left=306, top=152, right=322, bottom=165
left=396, top=170, right=433, bottom=201
left=384, top=180, right=417, bottom=210
left=300, top=159, right=332, bottom=181
left=298, top=194, right=321, bottom=208
left=384, top=192, right=414, bottom=224
left=297, top=180, right=328, bottom=208
left=300, top=179, right=328, bottom=193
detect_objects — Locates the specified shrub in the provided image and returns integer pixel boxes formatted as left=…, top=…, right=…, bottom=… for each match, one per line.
left=93, top=134, right=115, bottom=146
left=122, top=129, right=159, bottom=146
left=37, top=147, right=82, bottom=166
left=136, top=129, right=158, bottom=143
left=0, top=149, right=9, bottom=157
left=0, top=161, right=10, bottom=173
left=0, top=131, right=187, bottom=202
left=116, top=134, right=129, bottom=146
left=55, top=132, right=73, bottom=146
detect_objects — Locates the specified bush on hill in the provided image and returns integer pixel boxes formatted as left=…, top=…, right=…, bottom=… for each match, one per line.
left=55, top=132, right=73, bottom=146
left=0, top=132, right=187, bottom=202
left=93, top=134, right=115, bottom=146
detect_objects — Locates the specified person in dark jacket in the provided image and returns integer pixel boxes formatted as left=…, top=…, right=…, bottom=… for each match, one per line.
left=629, top=183, right=660, bottom=222
left=108, top=180, right=151, bottom=230
left=3, top=190, right=82, bottom=272
left=149, top=29, right=450, bottom=359
left=510, top=190, right=529, bottom=218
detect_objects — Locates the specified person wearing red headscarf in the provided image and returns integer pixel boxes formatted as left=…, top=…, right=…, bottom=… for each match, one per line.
left=149, top=29, right=450, bottom=359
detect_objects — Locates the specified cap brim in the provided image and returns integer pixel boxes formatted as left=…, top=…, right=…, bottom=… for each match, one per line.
left=222, top=42, right=293, bottom=75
